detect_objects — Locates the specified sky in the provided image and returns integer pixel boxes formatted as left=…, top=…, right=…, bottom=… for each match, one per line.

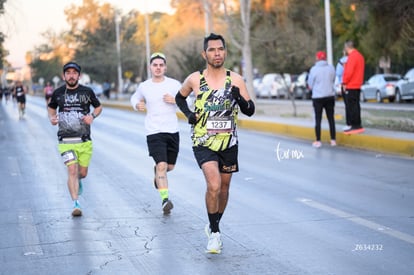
left=1, top=0, right=173, bottom=68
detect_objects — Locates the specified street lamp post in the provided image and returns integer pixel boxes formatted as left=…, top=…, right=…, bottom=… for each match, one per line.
left=145, top=13, right=151, bottom=79
left=115, top=13, right=123, bottom=97
left=324, top=0, right=333, bottom=65
left=203, top=0, right=212, bottom=35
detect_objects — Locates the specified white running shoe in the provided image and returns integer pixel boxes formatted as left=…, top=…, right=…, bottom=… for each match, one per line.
left=204, top=224, right=211, bottom=238
left=343, top=125, right=351, bottom=131
left=330, top=140, right=337, bottom=147
left=312, top=141, right=322, bottom=148
left=206, top=232, right=222, bottom=254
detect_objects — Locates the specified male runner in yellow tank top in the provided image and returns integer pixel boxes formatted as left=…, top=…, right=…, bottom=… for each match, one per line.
left=175, top=33, right=255, bottom=254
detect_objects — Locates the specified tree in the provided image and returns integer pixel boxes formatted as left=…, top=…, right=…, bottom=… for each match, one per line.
left=165, top=32, right=206, bottom=80
left=332, top=0, right=414, bottom=74
left=142, top=0, right=208, bottom=80
left=0, top=0, right=7, bottom=69
left=29, top=28, right=78, bottom=82
left=30, top=56, right=61, bottom=83
left=222, top=0, right=256, bottom=100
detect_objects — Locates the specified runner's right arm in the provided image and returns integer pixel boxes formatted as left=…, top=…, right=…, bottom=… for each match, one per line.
left=47, top=107, right=58, bottom=125
left=130, top=86, right=144, bottom=111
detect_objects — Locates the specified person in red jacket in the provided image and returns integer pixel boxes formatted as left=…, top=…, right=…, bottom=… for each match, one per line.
left=342, top=40, right=365, bottom=134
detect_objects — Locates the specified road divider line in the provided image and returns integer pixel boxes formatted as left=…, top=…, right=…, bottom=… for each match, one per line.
left=298, top=198, right=414, bottom=245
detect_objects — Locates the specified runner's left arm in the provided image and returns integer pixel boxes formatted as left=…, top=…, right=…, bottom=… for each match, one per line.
left=231, top=73, right=255, bottom=117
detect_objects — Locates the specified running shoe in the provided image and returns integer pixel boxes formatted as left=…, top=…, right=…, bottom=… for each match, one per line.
left=78, top=179, right=83, bottom=196
left=330, top=140, right=337, bottom=147
left=204, top=223, right=211, bottom=238
left=162, top=198, right=173, bottom=214
left=153, top=165, right=158, bottom=189
left=312, top=141, right=322, bottom=148
left=72, top=201, right=82, bottom=217
left=344, top=127, right=365, bottom=135
left=206, top=232, right=222, bottom=254
left=205, top=224, right=223, bottom=249
left=343, top=125, right=351, bottom=131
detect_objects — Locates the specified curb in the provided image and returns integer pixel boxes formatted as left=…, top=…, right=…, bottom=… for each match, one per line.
left=238, top=119, right=414, bottom=157
left=102, top=101, right=414, bottom=158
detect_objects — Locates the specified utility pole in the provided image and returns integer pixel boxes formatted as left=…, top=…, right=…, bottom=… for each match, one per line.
left=202, top=0, right=212, bottom=35
left=115, top=13, right=123, bottom=97
left=324, top=0, right=333, bottom=65
left=145, top=13, right=151, bottom=79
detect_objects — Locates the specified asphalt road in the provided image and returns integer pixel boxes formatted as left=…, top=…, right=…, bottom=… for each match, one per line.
left=1, top=96, right=413, bottom=275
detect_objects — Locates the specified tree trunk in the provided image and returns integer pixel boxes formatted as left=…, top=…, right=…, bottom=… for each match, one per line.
left=239, top=0, right=256, bottom=101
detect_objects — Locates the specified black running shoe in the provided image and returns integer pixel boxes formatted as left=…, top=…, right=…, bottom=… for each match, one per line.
left=162, top=198, right=173, bottom=214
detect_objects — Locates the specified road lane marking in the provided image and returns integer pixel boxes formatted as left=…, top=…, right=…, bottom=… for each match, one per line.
left=298, top=198, right=414, bottom=245
left=18, top=209, right=44, bottom=256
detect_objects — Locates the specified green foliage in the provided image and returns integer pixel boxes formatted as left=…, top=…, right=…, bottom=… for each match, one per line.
left=0, top=0, right=6, bottom=68
left=30, top=57, right=61, bottom=83
left=170, top=40, right=205, bottom=81
left=332, top=0, right=414, bottom=74
left=249, top=0, right=325, bottom=74
left=73, top=16, right=118, bottom=82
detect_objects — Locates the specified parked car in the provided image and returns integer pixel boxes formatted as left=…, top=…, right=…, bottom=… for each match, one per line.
left=253, top=77, right=262, bottom=98
left=290, top=72, right=311, bottom=99
left=85, top=82, right=103, bottom=97
left=360, top=74, right=402, bottom=103
left=256, top=73, right=289, bottom=99
left=395, top=68, right=414, bottom=103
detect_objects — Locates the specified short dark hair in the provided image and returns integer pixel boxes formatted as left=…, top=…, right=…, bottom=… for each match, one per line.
left=203, top=33, right=226, bottom=51
left=344, top=40, right=355, bottom=49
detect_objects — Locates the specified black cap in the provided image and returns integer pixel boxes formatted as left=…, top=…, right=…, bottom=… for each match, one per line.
left=63, top=62, right=81, bottom=73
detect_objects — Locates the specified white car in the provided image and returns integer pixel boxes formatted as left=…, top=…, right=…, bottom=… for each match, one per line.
left=395, top=68, right=414, bottom=103
left=256, top=73, right=289, bottom=99
left=360, top=74, right=401, bottom=103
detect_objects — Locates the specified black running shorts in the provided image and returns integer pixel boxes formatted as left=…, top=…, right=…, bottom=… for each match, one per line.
left=16, top=96, right=26, bottom=104
left=193, top=145, right=239, bottom=173
left=146, top=132, right=179, bottom=165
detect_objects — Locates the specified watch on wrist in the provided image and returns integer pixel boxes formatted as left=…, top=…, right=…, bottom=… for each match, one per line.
left=91, top=113, right=97, bottom=119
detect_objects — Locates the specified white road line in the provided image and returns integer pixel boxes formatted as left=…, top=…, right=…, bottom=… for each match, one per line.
left=298, top=198, right=414, bottom=245
left=18, top=209, right=44, bottom=256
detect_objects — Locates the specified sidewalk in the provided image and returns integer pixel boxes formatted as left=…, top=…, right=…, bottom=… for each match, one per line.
left=102, top=98, right=414, bottom=158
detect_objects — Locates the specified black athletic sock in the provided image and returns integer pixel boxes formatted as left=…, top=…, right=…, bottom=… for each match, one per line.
left=218, top=212, right=223, bottom=221
left=208, top=212, right=220, bottom=233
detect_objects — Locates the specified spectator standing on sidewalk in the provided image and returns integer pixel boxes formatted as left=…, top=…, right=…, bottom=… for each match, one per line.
left=342, top=40, right=365, bottom=134
left=307, top=51, right=336, bottom=148
left=102, top=81, right=111, bottom=100
left=335, top=52, right=350, bottom=130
